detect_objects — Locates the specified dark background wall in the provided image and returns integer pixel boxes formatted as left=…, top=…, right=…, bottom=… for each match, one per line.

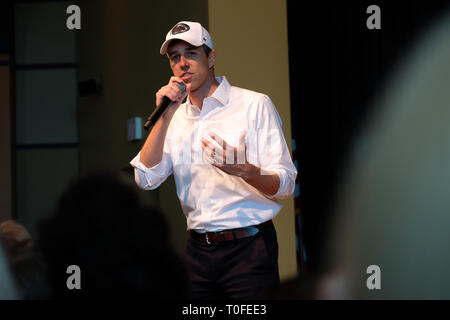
left=0, top=2, right=13, bottom=223
left=287, top=0, right=450, bottom=274
left=2, top=0, right=209, bottom=253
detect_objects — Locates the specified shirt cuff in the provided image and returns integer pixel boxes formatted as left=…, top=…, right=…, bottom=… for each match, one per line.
left=262, top=167, right=296, bottom=200
left=129, top=152, right=171, bottom=190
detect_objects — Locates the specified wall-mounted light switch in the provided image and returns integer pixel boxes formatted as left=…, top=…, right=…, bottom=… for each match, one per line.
left=127, top=117, right=143, bottom=141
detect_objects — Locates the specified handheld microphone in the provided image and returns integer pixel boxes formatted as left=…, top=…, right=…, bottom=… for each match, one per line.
left=144, top=81, right=186, bottom=131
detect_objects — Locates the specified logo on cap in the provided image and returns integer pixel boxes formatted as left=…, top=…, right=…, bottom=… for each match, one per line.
left=171, top=23, right=190, bottom=35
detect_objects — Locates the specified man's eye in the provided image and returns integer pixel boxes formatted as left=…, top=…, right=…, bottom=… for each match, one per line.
left=186, top=51, right=196, bottom=57
left=171, top=55, right=180, bottom=62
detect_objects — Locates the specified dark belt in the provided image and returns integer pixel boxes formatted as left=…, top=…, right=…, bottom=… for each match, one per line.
left=190, top=220, right=273, bottom=245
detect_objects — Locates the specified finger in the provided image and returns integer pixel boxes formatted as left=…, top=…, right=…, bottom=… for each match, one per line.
left=169, top=76, right=184, bottom=85
left=204, top=143, right=214, bottom=155
left=203, top=151, right=215, bottom=165
left=170, top=81, right=183, bottom=91
left=202, top=145, right=219, bottom=161
left=169, top=78, right=188, bottom=97
left=203, top=135, right=223, bottom=152
left=209, top=132, right=229, bottom=163
left=170, top=86, right=187, bottom=102
left=167, top=88, right=178, bottom=99
left=225, top=141, right=235, bottom=165
left=158, top=86, right=178, bottom=101
left=202, top=139, right=216, bottom=161
left=166, top=92, right=179, bottom=102
left=237, top=130, right=247, bottom=164
left=205, top=150, right=223, bottom=168
left=239, top=130, right=247, bottom=147
left=209, top=132, right=224, bottom=149
left=167, top=78, right=187, bottom=100
left=213, top=147, right=225, bottom=164
left=168, top=84, right=183, bottom=98
left=201, top=138, right=214, bottom=152
left=203, top=147, right=220, bottom=166
left=214, top=146, right=225, bottom=164
left=202, top=145, right=222, bottom=163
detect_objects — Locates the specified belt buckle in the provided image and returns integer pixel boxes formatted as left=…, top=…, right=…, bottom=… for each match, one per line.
left=206, top=233, right=211, bottom=245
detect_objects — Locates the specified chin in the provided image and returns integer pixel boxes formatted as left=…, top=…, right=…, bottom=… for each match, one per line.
left=189, top=82, right=199, bottom=92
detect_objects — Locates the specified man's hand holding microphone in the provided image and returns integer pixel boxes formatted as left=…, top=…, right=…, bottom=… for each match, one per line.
left=139, top=78, right=190, bottom=168
left=144, top=77, right=190, bottom=131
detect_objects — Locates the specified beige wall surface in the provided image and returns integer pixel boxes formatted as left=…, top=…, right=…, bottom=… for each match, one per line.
left=208, top=0, right=297, bottom=281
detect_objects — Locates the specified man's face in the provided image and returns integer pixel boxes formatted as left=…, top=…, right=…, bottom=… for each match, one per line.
left=167, top=40, right=213, bottom=92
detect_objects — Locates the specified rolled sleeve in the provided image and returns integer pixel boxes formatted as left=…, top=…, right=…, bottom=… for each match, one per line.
left=129, top=151, right=173, bottom=190
left=256, top=95, right=298, bottom=200
left=263, top=166, right=297, bottom=200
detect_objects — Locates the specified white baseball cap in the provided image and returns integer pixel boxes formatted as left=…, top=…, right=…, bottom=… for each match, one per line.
left=160, top=21, right=214, bottom=55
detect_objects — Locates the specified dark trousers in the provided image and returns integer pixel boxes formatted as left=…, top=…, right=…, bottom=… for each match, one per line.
left=183, top=220, right=280, bottom=300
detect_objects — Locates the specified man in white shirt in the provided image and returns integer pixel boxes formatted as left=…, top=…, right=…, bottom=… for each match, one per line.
left=130, top=21, right=297, bottom=299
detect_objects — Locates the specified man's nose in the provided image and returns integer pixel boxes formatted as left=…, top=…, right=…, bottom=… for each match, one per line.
left=179, top=55, right=189, bottom=69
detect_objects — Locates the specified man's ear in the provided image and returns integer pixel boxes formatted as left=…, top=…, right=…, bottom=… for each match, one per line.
left=208, top=49, right=216, bottom=69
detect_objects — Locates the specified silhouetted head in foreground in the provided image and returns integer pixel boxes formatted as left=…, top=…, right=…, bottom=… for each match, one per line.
left=38, top=171, right=188, bottom=299
left=0, top=220, right=47, bottom=299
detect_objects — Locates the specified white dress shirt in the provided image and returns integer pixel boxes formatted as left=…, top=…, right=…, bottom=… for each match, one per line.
left=130, top=76, right=297, bottom=232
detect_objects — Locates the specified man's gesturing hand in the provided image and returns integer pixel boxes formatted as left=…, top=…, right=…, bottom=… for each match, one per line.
left=201, top=131, right=257, bottom=180
left=201, top=130, right=281, bottom=197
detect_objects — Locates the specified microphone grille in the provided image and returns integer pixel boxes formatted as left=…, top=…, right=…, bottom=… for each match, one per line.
left=176, top=81, right=186, bottom=95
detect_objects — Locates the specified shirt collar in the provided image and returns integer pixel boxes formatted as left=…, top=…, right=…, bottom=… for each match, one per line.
left=211, top=76, right=231, bottom=106
left=186, top=76, right=231, bottom=109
